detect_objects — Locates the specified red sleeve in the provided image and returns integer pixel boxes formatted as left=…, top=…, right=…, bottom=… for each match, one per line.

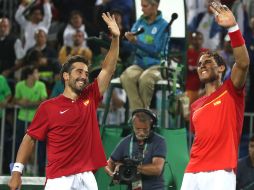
left=226, top=78, right=245, bottom=98
left=27, top=103, right=49, bottom=141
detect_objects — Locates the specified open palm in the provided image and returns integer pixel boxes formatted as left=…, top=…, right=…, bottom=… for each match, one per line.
left=210, top=1, right=237, bottom=28
left=102, top=12, right=120, bottom=38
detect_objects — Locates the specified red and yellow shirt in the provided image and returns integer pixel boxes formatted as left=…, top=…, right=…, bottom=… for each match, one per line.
left=186, top=79, right=245, bottom=172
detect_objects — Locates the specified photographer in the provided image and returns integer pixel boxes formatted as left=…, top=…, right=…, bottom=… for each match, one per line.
left=104, top=109, right=167, bottom=190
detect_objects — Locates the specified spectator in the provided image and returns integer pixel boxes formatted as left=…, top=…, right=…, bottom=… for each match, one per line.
left=105, top=109, right=166, bottom=190
left=15, top=0, right=52, bottom=53
left=13, top=66, right=47, bottom=154
left=26, top=50, right=60, bottom=95
left=0, top=74, right=12, bottom=117
left=49, top=79, right=64, bottom=98
left=185, top=31, right=208, bottom=106
left=245, top=0, right=254, bottom=21
left=188, top=0, right=222, bottom=50
left=94, top=0, right=133, bottom=33
left=99, top=88, right=127, bottom=125
left=0, top=18, right=23, bottom=84
left=26, top=27, right=58, bottom=67
left=58, top=30, right=92, bottom=65
left=236, top=135, right=254, bottom=190
left=62, top=10, right=89, bottom=48
left=186, top=0, right=206, bottom=25
left=0, top=74, right=12, bottom=174
left=243, top=14, right=254, bottom=113
left=120, top=0, right=168, bottom=111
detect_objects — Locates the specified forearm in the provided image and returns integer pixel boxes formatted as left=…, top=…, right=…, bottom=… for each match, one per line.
left=104, top=165, right=114, bottom=177
left=15, top=5, right=27, bottom=26
left=229, top=25, right=250, bottom=88
left=42, top=2, right=52, bottom=27
left=232, top=46, right=249, bottom=70
left=97, top=36, right=119, bottom=94
left=104, top=158, right=116, bottom=177
left=102, top=36, right=119, bottom=75
left=15, top=134, right=36, bottom=165
left=137, top=163, right=163, bottom=176
left=229, top=25, right=249, bottom=70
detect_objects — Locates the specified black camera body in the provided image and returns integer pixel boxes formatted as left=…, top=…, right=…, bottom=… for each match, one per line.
left=113, top=157, right=142, bottom=184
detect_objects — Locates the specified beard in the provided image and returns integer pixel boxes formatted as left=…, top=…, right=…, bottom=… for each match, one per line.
left=135, top=133, right=149, bottom=141
left=199, top=71, right=220, bottom=84
left=69, top=78, right=88, bottom=94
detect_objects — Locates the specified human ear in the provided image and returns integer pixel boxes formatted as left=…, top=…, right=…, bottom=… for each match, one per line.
left=63, top=72, right=69, bottom=81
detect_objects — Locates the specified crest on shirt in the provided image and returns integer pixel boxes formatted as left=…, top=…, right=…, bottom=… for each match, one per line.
left=83, top=99, right=90, bottom=106
left=213, top=100, right=221, bottom=106
left=151, top=27, right=157, bottom=34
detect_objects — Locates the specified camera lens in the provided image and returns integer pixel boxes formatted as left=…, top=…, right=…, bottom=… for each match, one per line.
left=123, top=167, right=133, bottom=178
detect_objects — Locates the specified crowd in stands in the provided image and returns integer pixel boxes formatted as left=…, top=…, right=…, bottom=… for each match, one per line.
left=0, top=0, right=254, bottom=177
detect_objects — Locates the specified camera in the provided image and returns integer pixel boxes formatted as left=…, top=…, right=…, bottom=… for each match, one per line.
left=113, top=157, right=142, bottom=184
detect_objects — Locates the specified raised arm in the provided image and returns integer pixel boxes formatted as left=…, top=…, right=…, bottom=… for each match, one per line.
left=41, top=0, right=52, bottom=29
left=210, top=1, right=249, bottom=89
left=15, top=1, right=28, bottom=28
left=97, top=12, right=120, bottom=95
left=8, top=135, right=36, bottom=190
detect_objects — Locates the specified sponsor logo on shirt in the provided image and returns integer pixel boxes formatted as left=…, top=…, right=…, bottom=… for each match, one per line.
left=83, top=99, right=90, bottom=106
left=60, top=109, right=69, bottom=114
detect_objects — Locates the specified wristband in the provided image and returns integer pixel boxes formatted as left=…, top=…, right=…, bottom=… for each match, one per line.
left=228, top=25, right=245, bottom=48
left=12, top=163, right=24, bottom=174
left=228, top=24, right=239, bottom=33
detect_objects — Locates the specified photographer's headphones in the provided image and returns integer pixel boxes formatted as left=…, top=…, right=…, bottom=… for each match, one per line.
left=131, top=108, right=157, bottom=129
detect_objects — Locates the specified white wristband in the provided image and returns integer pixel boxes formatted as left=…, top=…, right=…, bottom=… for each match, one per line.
left=228, top=24, right=239, bottom=33
left=12, top=163, right=24, bottom=174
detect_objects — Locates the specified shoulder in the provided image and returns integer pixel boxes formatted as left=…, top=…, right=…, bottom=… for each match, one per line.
left=115, top=134, right=132, bottom=147
left=39, top=96, right=59, bottom=108
left=121, top=134, right=132, bottom=143
left=0, top=75, right=6, bottom=81
left=16, top=80, right=25, bottom=87
left=35, top=81, right=47, bottom=88
left=223, top=78, right=245, bottom=96
left=156, top=11, right=168, bottom=24
left=151, top=132, right=166, bottom=143
left=36, top=80, right=46, bottom=85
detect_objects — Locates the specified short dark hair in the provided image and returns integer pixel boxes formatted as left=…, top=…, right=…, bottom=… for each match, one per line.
left=132, top=109, right=157, bottom=127
left=60, top=55, right=89, bottom=83
left=147, top=0, right=160, bottom=5
left=30, top=5, right=44, bottom=16
left=200, top=50, right=227, bottom=79
left=69, top=10, right=83, bottom=20
left=21, top=66, right=37, bottom=80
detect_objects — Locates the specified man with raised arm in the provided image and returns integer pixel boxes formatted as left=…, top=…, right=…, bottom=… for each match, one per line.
left=181, top=1, right=250, bottom=190
left=8, top=12, right=120, bottom=190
